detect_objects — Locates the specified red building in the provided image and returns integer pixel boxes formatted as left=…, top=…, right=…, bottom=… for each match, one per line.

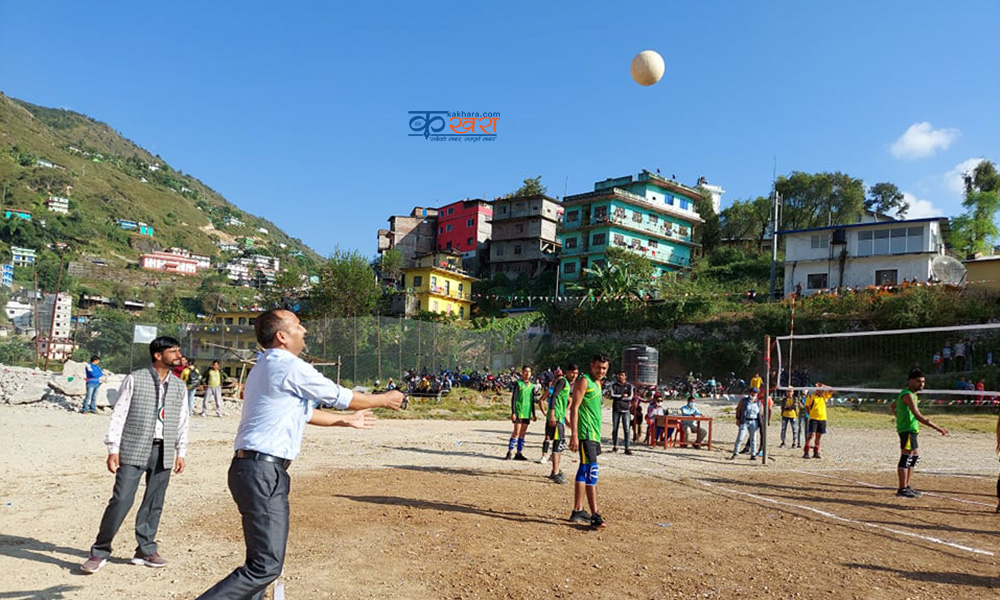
left=436, top=199, right=492, bottom=255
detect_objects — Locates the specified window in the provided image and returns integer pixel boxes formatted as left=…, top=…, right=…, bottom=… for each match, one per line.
left=592, top=259, right=606, bottom=269
left=807, top=273, right=828, bottom=289
left=856, top=230, right=873, bottom=256
left=225, top=318, right=233, bottom=325
left=501, top=206, right=507, bottom=214
left=678, top=226, right=689, bottom=237
left=446, top=224, right=453, bottom=232
left=496, top=247, right=504, bottom=256
left=873, top=230, right=890, bottom=254
left=566, top=211, right=578, bottom=222
left=514, top=245, right=522, bottom=255
left=648, top=239, right=657, bottom=248
left=594, top=206, right=608, bottom=220
left=563, top=262, right=576, bottom=274
left=458, top=283, right=463, bottom=292
left=649, top=214, right=658, bottom=224
left=515, top=201, right=525, bottom=208
left=890, top=228, right=907, bottom=254
left=466, top=237, right=473, bottom=246
left=248, top=318, right=256, bottom=326
left=448, top=207, right=454, bottom=214
left=592, top=233, right=606, bottom=246
left=613, top=233, right=625, bottom=246
left=438, top=227, right=443, bottom=234
left=907, top=226, right=924, bottom=252
left=515, top=223, right=524, bottom=233
left=810, top=234, right=829, bottom=249
left=239, top=317, right=246, bottom=325
left=459, top=306, right=464, bottom=318
left=875, top=269, right=898, bottom=286
left=466, top=218, right=474, bottom=227
left=632, top=211, right=643, bottom=223
left=445, top=241, right=452, bottom=250
left=413, top=275, right=423, bottom=287
left=565, top=237, right=577, bottom=249
left=430, top=276, right=437, bottom=287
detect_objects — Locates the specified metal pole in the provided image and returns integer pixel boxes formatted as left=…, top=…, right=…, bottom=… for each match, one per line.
left=352, top=316, right=357, bottom=384
left=336, top=355, right=341, bottom=385
left=768, top=191, right=781, bottom=299
left=398, top=315, right=403, bottom=377
left=377, top=316, right=382, bottom=382
left=32, top=269, right=40, bottom=369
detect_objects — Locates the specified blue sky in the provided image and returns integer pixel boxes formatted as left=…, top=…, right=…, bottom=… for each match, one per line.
left=1, top=1, right=997, bottom=256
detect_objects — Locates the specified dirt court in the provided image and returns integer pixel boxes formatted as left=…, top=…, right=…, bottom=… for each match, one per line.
left=2, top=403, right=1000, bottom=600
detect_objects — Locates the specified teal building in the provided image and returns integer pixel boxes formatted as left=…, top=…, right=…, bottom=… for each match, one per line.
left=558, top=171, right=704, bottom=293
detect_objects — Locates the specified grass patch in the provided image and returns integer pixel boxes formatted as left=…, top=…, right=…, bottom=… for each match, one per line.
left=371, top=389, right=511, bottom=421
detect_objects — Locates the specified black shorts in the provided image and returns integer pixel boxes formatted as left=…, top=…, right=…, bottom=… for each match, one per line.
left=899, top=431, right=919, bottom=452
left=545, top=422, right=565, bottom=442
left=513, top=418, right=531, bottom=425
left=579, top=439, right=601, bottom=464
left=808, top=420, right=827, bottom=434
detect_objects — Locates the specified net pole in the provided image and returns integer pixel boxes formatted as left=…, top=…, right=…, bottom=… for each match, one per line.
left=762, top=334, right=771, bottom=466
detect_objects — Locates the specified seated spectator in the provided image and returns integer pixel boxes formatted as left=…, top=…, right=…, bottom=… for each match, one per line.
left=678, top=395, right=707, bottom=448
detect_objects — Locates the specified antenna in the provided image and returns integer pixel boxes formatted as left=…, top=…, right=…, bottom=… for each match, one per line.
left=563, top=175, right=568, bottom=200
left=931, top=255, right=967, bottom=286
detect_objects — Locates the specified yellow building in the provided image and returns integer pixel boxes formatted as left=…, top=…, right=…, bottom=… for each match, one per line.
left=964, top=255, right=1000, bottom=290
left=184, top=310, right=263, bottom=377
left=402, top=251, right=476, bottom=320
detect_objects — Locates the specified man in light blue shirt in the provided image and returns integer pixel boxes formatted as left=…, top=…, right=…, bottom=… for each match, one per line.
left=678, top=394, right=707, bottom=448
left=728, top=391, right=762, bottom=462
left=196, top=309, right=404, bottom=600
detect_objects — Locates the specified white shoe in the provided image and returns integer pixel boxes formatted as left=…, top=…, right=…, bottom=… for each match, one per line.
left=537, top=453, right=550, bottom=464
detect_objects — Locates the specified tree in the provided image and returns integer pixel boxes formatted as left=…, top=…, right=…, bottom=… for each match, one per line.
left=693, top=192, right=721, bottom=254
left=720, top=196, right=772, bottom=251
left=309, top=249, right=379, bottom=318
left=865, top=182, right=908, bottom=218
left=571, top=247, right=653, bottom=300
left=775, top=171, right=865, bottom=231
left=378, top=248, right=403, bottom=285
left=950, top=160, right=1000, bottom=258
left=506, top=176, right=546, bottom=198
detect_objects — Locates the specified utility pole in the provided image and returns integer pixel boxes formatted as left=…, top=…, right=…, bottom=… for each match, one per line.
left=768, top=190, right=782, bottom=299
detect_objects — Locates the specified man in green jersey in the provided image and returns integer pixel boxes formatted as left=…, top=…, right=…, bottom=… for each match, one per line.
left=568, top=354, right=610, bottom=529
left=892, top=368, right=948, bottom=498
left=544, top=364, right=578, bottom=484
left=506, top=365, right=540, bottom=461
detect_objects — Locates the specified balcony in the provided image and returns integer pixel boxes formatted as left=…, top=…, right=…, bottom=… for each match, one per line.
left=418, top=285, right=472, bottom=301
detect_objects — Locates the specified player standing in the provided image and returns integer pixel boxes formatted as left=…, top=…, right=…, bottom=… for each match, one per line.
left=568, top=354, right=610, bottom=528
left=892, top=368, right=948, bottom=498
left=506, top=365, right=539, bottom=461
left=545, top=364, right=578, bottom=484
left=802, top=384, right=833, bottom=459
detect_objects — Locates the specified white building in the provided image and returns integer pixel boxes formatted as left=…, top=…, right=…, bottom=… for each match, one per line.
left=4, top=300, right=34, bottom=331
left=224, top=215, right=245, bottom=227
left=11, top=246, right=36, bottom=267
left=140, top=251, right=199, bottom=276
left=36, top=336, right=75, bottom=362
left=46, top=196, right=70, bottom=214
left=37, top=293, right=73, bottom=339
left=695, top=177, right=725, bottom=215
left=782, top=217, right=949, bottom=296
left=165, top=248, right=211, bottom=270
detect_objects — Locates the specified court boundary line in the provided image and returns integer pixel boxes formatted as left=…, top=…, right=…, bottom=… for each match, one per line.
left=697, top=479, right=994, bottom=556
left=795, top=469, right=996, bottom=508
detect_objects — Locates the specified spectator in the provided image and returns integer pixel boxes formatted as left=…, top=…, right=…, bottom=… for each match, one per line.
left=729, top=391, right=763, bottom=461
left=82, top=356, right=104, bottom=414
left=609, top=371, right=636, bottom=455
left=932, top=351, right=942, bottom=374
left=778, top=389, right=798, bottom=448
left=942, top=341, right=953, bottom=373
left=795, top=392, right=809, bottom=449
left=967, top=339, right=976, bottom=370
left=201, top=361, right=224, bottom=418
left=954, top=339, right=967, bottom=372
left=678, top=395, right=707, bottom=448
left=182, top=361, right=201, bottom=416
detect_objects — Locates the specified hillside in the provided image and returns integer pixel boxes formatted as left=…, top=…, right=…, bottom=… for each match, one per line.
left=0, top=91, right=320, bottom=295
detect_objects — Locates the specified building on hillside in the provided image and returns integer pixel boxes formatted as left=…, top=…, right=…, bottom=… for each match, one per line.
left=219, top=255, right=280, bottom=288
left=435, top=199, right=492, bottom=268
left=35, top=336, right=75, bottom=362
left=695, top=176, right=725, bottom=215
left=218, top=241, right=240, bottom=253
left=184, top=311, right=262, bottom=377
left=1, top=264, right=13, bottom=288
left=965, top=255, right=1000, bottom=290
left=46, top=196, right=70, bottom=214
left=377, top=207, right=439, bottom=268
left=37, top=293, right=73, bottom=340
left=37, top=159, right=66, bottom=171
left=401, top=250, right=476, bottom=320
left=223, top=215, right=245, bottom=227
left=4, top=299, right=34, bottom=332
left=11, top=246, right=37, bottom=267
left=140, top=251, right=199, bottom=276
left=115, top=219, right=154, bottom=236
left=558, top=170, right=705, bottom=293
left=781, top=216, right=949, bottom=296
left=489, top=195, right=562, bottom=279
left=5, top=209, right=32, bottom=221
left=165, top=247, right=211, bottom=270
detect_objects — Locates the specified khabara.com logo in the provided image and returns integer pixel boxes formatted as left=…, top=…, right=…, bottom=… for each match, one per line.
left=408, top=111, right=499, bottom=142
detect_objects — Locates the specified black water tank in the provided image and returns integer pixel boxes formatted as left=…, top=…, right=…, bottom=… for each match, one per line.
left=622, top=345, right=658, bottom=387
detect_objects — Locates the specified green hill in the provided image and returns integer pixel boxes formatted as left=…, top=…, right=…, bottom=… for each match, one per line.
left=0, top=91, right=320, bottom=297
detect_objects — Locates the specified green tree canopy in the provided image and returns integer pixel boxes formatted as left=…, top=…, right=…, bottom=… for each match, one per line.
left=865, top=182, right=908, bottom=218
left=950, top=160, right=1000, bottom=258
left=775, top=171, right=865, bottom=231
left=720, top=196, right=772, bottom=251
left=693, top=191, right=721, bottom=254
left=309, top=248, right=379, bottom=318
left=506, top=176, right=546, bottom=198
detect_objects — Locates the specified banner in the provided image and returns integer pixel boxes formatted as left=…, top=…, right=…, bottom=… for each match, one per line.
left=133, top=325, right=158, bottom=344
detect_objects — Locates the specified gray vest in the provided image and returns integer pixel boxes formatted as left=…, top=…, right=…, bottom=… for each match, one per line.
left=119, top=367, right=185, bottom=468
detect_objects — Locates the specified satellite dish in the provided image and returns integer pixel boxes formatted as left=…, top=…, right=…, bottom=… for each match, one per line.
left=931, top=255, right=967, bottom=285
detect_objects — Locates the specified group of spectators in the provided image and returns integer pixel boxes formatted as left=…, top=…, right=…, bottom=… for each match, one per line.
left=933, top=339, right=995, bottom=373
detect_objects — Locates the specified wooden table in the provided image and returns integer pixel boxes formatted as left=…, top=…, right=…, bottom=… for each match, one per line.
left=654, top=415, right=713, bottom=450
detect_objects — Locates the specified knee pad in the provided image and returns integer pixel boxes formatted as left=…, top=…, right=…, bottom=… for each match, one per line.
left=898, top=454, right=910, bottom=469
left=907, top=454, right=920, bottom=469
left=585, top=463, right=599, bottom=486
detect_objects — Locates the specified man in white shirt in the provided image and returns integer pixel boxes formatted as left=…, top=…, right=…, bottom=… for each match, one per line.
left=196, top=309, right=404, bottom=600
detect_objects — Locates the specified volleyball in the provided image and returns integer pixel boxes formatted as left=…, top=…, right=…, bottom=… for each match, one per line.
left=630, top=50, right=665, bottom=86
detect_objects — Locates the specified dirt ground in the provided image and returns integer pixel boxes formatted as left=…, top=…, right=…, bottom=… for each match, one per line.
left=2, top=402, right=1000, bottom=600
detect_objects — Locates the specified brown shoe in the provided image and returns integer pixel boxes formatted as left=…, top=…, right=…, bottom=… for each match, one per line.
left=80, top=556, right=106, bottom=574
left=131, top=552, right=167, bottom=568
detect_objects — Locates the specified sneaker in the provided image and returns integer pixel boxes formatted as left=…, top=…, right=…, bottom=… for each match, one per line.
left=750, top=455, right=757, bottom=461
left=80, top=556, right=106, bottom=574
left=552, top=472, right=568, bottom=484
left=802, top=452, right=811, bottom=459
left=612, top=446, right=618, bottom=453
left=812, top=452, right=821, bottom=459
left=569, top=509, right=591, bottom=524
left=590, top=513, right=607, bottom=529
left=896, top=488, right=919, bottom=498
left=778, top=442, right=786, bottom=448
left=513, top=453, right=528, bottom=461
left=504, top=451, right=512, bottom=460
left=624, top=449, right=634, bottom=456
left=537, top=453, right=550, bottom=464
left=904, top=486, right=922, bottom=497
left=739, top=447, right=750, bottom=455
left=726, top=453, right=736, bottom=460
left=131, top=552, right=167, bottom=568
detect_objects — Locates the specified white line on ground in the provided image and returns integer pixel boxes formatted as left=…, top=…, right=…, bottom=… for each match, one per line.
left=795, top=469, right=996, bottom=508
left=697, top=479, right=995, bottom=557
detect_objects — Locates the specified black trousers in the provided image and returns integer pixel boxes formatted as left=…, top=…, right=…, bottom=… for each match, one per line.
left=197, top=457, right=290, bottom=600
left=90, top=442, right=171, bottom=558
left=611, top=409, right=631, bottom=449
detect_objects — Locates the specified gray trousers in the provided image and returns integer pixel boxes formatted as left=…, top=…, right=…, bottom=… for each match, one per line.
left=196, top=457, right=290, bottom=600
left=90, top=442, right=171, bottom=558
left=611, top=410, right=631, bottom=449
left=203, top=387, right=223, bottom=416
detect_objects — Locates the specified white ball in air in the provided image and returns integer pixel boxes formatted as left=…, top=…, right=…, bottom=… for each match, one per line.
left=630, top=50, right=664, bottom=86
